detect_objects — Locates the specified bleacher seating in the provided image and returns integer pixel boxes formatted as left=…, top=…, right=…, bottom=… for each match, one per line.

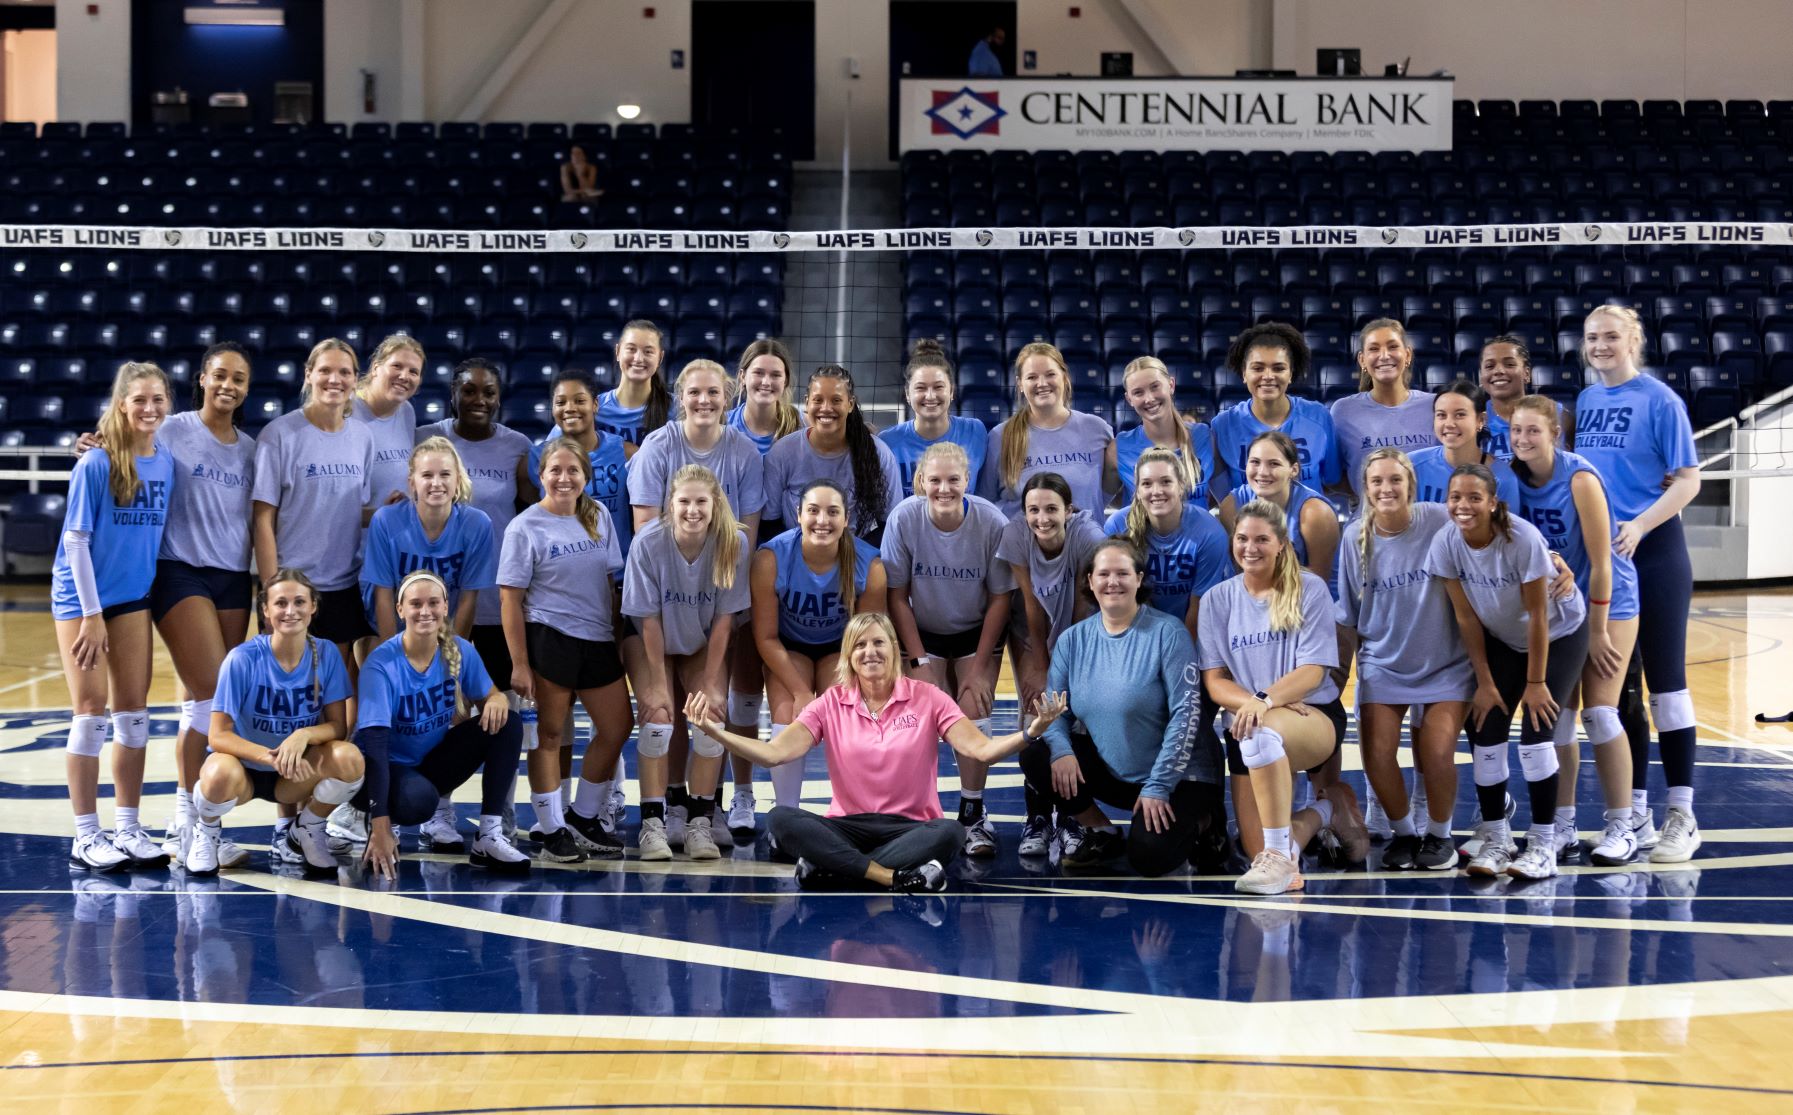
left=0, top=120, right=790, bottom=442
left=903, top=98, right=1793, bottom=426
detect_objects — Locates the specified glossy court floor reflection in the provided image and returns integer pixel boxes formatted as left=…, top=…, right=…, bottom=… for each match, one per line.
left=0, top=587, right=1790, bottom=1112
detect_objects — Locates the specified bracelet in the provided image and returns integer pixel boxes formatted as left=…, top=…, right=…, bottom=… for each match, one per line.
left=1589, top=597, right=1610, bottom=606
left=1527, top=678, right=1546, bottom=685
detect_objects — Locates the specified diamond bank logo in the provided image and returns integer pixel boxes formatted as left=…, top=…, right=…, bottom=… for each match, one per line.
left=926, top=87, right=1005, bottom=139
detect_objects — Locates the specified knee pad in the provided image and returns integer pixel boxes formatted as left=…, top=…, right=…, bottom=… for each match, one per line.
left=727, top=689, right=763, bottom=728
left=1238, top=727, right=1285, bottom=770
left=636, top=722, right=673, bottom=759
left=1581, top=705, right=1623, bottom=744
left=186, top=698, right=213, bottom=738
left=1649, top=689, right=1696, bottom=732
left=66, top=714, right=108, bottom=757
left=112, top=710, right=149, bottom=750
left=1553, top=708, right=1580, bottom=747
left=689, top=728, right=724, bottom=759
left=1471, top=745, right=1509, bottom=787
left=177, top=698, right=196, bottom=738
left=311, top=776, right=363, bottom=806
left=1518, top=742, right=1559, bottom=782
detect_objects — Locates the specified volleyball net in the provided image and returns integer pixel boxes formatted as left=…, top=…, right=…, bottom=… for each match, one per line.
left=2, top=219, right=1792, bottom=504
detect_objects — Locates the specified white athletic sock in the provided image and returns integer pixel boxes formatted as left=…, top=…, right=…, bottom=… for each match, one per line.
left=1632, top=789, right=1649, bottom=814
left=1530, top=823, right=1555, bottom=847
left=115, top=806, right=140, bottom=833
left=1311, top=798, right=1334, bottom=828
left=531, top=792, right=563, bottom=833
left=74, top=812, right=101, bottom=840
left=960, top=787, right=983, bottom=800
left=558, top=780, right=571, bottom=810
left=193, top=790, right=234, bottom=823
left=272, top=816, right=292, bottom=838
left=573, top=778, right=610, bottom=819
left=1425, top=815, right=1452, bottom=840
left=297, top=808, right=326, bottom=830
left=1390, top=812, right=1417, bottom=837
left=1263, top=826, right=1292, bottom=858
left=434, top=794, right=456, bottom=821
left=174, top=786, right=193, bottom=829
left=1603, top=807, right=1630, bottom=824
left=1666, top=785, right=1694, bottom=811
left=478, top=814, right=503, bottom=839
left=1555, top=806, right=1576, bottom=828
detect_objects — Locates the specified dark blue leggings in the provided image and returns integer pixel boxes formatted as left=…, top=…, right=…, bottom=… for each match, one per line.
left=1629, top=515, right=1697, bottom=789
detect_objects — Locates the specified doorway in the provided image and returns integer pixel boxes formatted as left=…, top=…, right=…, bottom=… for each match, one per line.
left=888, top=0, right=1016, bottom=160
left=692, top=0, right=816, bottom=161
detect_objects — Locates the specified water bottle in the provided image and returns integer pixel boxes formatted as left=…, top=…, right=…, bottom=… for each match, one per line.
left=515, top=694, right=539, bottom=751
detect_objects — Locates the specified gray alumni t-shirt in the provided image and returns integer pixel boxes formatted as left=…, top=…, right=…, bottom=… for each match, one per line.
left=621, top=518, right=753, bottom=656
left=995, top=510, right=1106, bottom=650
left=1198, top=570, right=1341, bottom=704
left=763, top=430, right=903, bottom=530
left=498, top=502, right=624, bottom=643
left=251, top=409, right=374, bottom=590
left=980, top=410, right=1114, bottom=518
left=626, top=422, right=768, bottom=519
left=880, top=494, right=1016, bottom=635
left=159, top=410, right=256, bottom=572
left=1424, top=515, right=1586, bottom=651
left=1335, top=502, right=1472, bottom=703
left=351, top=397, right=418, bottom=510
left=416, top=419, right=532, bottom=627
left=1329, top=390, right=1437, bottom=498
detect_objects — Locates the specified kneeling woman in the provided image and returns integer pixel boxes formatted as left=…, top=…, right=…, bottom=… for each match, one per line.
left=1428, top=464, right=1588, bottom=882
left=1200, top=500, right=1358, bottom=896
left=355, top=570, right=529, bottom=877
left=1019, top=539, right=1221, bottom=875
left=621, top=465, right=754, bottom=861
left=752, top=479, right=886, bottom=820
left=685, top=613, right=1064, bottom=891
left=192, top=569, right=363, bottom=875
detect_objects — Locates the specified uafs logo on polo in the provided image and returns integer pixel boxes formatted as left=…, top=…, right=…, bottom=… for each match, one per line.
left=927, top=87, right=1005, bottom=139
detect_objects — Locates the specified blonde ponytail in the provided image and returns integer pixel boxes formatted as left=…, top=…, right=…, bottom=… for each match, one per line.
left=398, top=569, right=464, bottom=718
left=97, top=362, right=171, bottom=506
left=1238, top=499, right=1306, bottom=632
left=664, top=464, right=744, bottom=591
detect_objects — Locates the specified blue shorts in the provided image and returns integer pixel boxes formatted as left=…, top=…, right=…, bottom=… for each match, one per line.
left=151, top=559, right=253, bottom=623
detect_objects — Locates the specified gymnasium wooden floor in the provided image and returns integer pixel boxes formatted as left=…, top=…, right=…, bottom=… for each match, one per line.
left=1, top=582, right=1791, bottom=1113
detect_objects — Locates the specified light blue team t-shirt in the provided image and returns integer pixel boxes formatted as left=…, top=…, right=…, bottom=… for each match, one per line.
left=1334, top=502, right=1472, bottom=704
left=51, top=444, right=175, bottom=620
left=1225, top=481, right=1331, bottom=570
left=625, top=422, right=768, bottom=520
left=762, top=527, right=881, bottom=647
left=1574, top=374, right=1699, bottom=523
left=355, top=634, right=495, bottom=767
left=526, top=429, right=634, bottom=559
left=1328, top=390, right=1436, bottom=496
left=979, top=410, right=1115, bottom=519
left=1484, top=400, right=1566, bottom=462
left=157, top=410, right=255, bottom=572
left=595, top=389, right=649, bottom=446
left=762, top=430, right=904, bottom=534
left=211, top=635, right=353, bottom=771
left=879, top=416, right=991, bottom=501
left=1513, top=451, right=1640, bottom=622
left=251, top=409, right=374, bottom=591
left=360, top=502, right=499, bottom=628
left=1408, top=446, right=1522, bottom=509
left=1102, top=505, right=1232, bottom=623
left=1424, top=515, right=1587, bottom=652
left=1211, top=397, right=1341, bottom=491
left=1114, top=421, right=1217, bottom=508
left=414, top=419, right=532, bottom=627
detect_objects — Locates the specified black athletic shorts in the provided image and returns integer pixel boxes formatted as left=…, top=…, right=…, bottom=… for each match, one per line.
left=151, top=559, right=253, bottom=622
left=781, top=635, right=839, bottom=663
left=100, top=597, right=152, bottom=620
left=471, top=623, right=513, bottom=692
left=309, top=585, right=373, bottom=645
left=920, top=626, right=986, bottom=661
left=526, top=622, right=624, bottom=691
left=1224, top=697, right=1349, bottom=777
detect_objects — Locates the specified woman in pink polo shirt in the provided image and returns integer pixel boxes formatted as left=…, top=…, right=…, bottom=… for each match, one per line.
left=686, top=611, right=1064, bottom=892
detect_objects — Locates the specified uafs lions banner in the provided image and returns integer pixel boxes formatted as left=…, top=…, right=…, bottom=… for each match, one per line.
left=899, top=77, right=1453, bottom=153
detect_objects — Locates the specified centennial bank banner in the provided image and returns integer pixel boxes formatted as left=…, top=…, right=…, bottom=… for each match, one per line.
left=898, top=77, right=1453, bottom=153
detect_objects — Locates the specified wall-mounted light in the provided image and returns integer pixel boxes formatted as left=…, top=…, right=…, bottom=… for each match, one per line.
left=185, top=7, right=284, bottom=26
left=616, top=104, right=642, bottom=120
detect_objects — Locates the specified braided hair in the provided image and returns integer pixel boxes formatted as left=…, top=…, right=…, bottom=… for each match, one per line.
left=397, top=569, right=466, bottom=718
left=807, top=365, right=889, bottom=537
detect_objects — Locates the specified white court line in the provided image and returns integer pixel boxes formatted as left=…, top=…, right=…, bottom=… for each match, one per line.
left=0, top=669, right=65, bottom=698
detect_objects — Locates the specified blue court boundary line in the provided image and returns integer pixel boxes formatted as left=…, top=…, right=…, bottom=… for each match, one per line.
left=4, top=1047, right=1791, bottom=1098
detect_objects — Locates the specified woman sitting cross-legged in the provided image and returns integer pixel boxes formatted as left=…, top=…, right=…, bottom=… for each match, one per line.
left=1017, top=538, right=1224, bottom=875
left=684, top=612, right=1064, bottom=892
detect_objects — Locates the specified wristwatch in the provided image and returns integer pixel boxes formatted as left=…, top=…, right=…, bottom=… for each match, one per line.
left=1254, top=690, right=1275, bottom=709
left=908, top=655, right=933, bottom=668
